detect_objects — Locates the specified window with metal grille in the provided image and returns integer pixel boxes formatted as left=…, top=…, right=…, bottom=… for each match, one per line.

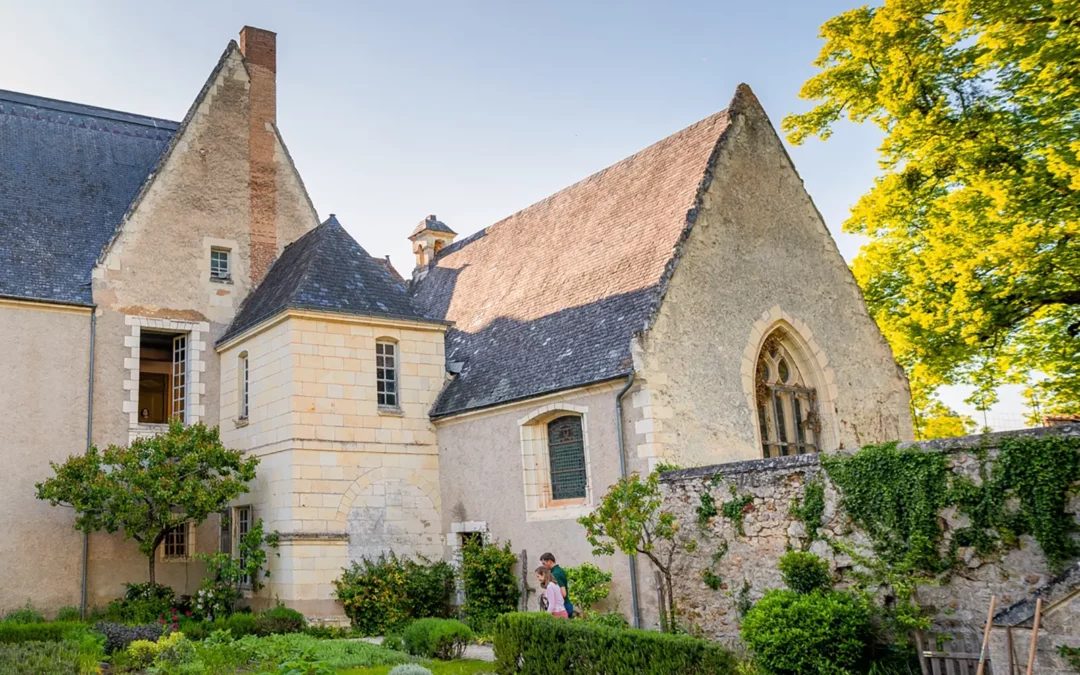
left=172, top=335, right=187, bottom=422
left=376, top=341, right=398, bottom=407
left=240, top=354, right=249, bottom=420
left=547, top=416, right=587, bottom=500
left=163, top=523, right=189, bottom=559
left=756, top=332, right=820, bottom=458
left=210, top=248, right=231, bottom=281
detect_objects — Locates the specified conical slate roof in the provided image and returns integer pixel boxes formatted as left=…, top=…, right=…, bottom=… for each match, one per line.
left=220, top=215, right=441, bottom=343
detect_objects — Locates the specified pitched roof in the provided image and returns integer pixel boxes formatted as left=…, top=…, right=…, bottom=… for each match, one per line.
left=220, top=216, right=442, bottom=344
left=410, top=214, right=456, bottom=238
left=0, top=90, right=178, bottom=305
left=414, top=96, right=740, bottom=417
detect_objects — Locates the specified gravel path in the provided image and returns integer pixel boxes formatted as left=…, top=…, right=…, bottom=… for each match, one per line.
left=360, top=636, right=496, bottom=663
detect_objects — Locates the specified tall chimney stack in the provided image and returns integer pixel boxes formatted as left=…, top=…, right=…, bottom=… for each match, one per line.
left=239, top=26, right=278, bottom=285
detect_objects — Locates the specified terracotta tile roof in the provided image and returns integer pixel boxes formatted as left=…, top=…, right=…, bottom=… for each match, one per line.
left=414, top=106, right=733, bottom=416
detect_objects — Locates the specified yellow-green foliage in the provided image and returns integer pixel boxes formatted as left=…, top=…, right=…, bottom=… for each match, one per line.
left=784, top=0, right=1080, bottom=428
left=127, top=638, right=159, bottom=669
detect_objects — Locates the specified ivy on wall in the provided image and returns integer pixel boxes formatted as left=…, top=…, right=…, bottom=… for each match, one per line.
left=822, top=436, right=1080, bottom=576
left=790, top=478, right=826, bottom=543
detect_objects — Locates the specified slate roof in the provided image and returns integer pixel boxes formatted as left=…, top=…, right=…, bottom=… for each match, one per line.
left=410, top=214, right=456, bottom=237
left=220, top=216, right=443, bottom=343
left=413, top=102, right=736, bottom=417
left=0, top=90, right=178, bottom=305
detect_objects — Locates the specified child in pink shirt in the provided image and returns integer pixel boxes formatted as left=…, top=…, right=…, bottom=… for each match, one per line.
left=536, top=566, right=568, bottom=618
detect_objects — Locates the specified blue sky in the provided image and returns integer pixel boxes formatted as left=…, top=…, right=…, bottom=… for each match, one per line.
left=0, top=0, right=1027, bottom=425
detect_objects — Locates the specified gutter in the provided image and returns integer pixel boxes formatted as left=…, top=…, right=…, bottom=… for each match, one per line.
left=615, top=373, right=641, bottom=629
left=81, top=308, right=97, bottom=619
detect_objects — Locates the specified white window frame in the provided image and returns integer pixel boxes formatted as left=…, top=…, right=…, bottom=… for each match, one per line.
left=233, top=505, right=252, bottom=585
left=376, top=340, right=399, bottom=408
left=124, top=317, right=208, bottom=442
left=210, top=247, right=231, bottom=281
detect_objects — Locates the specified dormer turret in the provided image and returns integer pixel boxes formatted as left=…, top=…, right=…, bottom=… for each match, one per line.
left=409, top=215, right=456, bottom=281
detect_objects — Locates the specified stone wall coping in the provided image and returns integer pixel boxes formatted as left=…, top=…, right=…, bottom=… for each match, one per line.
left=275, top=531, right=349, bottom=542
left=993, top=562, right=1080, bottom=627
left=659, top=423, right=1080, bottom=485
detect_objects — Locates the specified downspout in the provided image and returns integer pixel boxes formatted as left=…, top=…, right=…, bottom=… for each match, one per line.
left=615, top=373, right=641, bottom=629
left=81, top=308, right=97, bottom=619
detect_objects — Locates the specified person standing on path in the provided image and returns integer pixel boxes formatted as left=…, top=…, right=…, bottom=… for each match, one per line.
left=536, top=566, right=568, bottom=618
left=541, top=552, right=573, bottom=618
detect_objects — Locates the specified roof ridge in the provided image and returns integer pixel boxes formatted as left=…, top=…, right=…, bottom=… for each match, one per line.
left=0, top=88, right=180, bottom=129
left=94, top=40, right=242, bottom=271
left=284, top=219, right=334, bottom=306
left=435, top=108, right=730, bottom=260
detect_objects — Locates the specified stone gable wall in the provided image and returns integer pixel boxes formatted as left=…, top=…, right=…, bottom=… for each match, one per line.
left=657, top=425, right=1080, bottom=660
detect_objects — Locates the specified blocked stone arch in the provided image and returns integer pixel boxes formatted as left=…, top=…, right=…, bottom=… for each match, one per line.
left=741, top=306, right=840, bottom=454
left=335, top=466, right=443, bottom=564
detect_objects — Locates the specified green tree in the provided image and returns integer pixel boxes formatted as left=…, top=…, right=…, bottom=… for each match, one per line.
left=578, top=470, right=690, bottom=632
left=784, top=0, right=1080, bottom=423
left=36, top=421, right=258, bottom=583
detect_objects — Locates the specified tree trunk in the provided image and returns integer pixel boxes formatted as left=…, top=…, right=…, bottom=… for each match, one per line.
left=149, top=553, right=155, bottom=585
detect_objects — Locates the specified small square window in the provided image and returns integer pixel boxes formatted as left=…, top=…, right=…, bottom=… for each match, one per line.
left=210, top=249, right=231, bottom=281
left=163, top=522, right=191, bottom=560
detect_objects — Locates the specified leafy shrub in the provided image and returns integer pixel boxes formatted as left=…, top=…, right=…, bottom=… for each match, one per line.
left=303, top=624, right=352, bottom=639
left=777, top=551, right=831, bottom=594
left=98, top=582, right=177, bottom=624
left=2, top=601, right=45, bottom=624
left=404, top=556, right=457, bottom=619
left=565, top=562, right=612, bottom=616
left=255, top=603, right=307, bottom=636
left=0, top=621, right=85, bottom=643
left=402, top=618, right=473, bottom=660
left=461, top=538, right=519, bottom=633
left=93, top=620, right=163, bottom=654
left=382, top=634, right=405, bottom=652
left=152, top=630, right=197, bottom=667
left=741, top=589, right=873, bottom=675
left=334, top=553, right=456, bottom=636
left=493, top=612, right=737, bottom=674
left=584, top=611, right=630, bottom=630
left=128, top=638, right=159, bottom=669
left=0, top=641, right=83, bottom=675
left=389, top=665, right=434, bottom=675
left=54, top=606, right=81, bottom=622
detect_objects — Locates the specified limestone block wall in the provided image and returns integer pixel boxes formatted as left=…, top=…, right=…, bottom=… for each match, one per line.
left=656, top=425, right=1080, bottom=655
left=218, top=310, right=446, bottom=619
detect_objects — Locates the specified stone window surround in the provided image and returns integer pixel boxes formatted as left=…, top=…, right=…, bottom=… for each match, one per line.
left=446, top=521, right=489, bottom=607
left=740, top=307, right=839, bottom=454
left=124, top=315, right=209, bottom=440
left=518, top=403, right=594, bottom=522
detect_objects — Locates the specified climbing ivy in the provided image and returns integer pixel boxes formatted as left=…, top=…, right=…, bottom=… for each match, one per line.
left=822, top=442, right=953, bottom=575
left=823, top=436, right=1080, bottom=576
left=722, top=495, right=755, bottom=536
left=696, top=492, right=718, bottom=526
left=699, top=541, right=727, bottom=591
left=790, top=477, right=826, bottom=542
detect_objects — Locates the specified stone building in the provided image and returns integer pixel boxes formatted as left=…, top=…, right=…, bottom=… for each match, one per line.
left=0, top=26, right=911, bottom=624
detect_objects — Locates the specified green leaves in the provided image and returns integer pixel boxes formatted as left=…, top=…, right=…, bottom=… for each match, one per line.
left=35, top=420, right=258, bottom=580
left=784, top=0, right=1080, bottom=422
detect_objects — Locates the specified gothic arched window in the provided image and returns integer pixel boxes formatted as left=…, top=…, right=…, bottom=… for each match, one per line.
left=756, top=330, right=820, bottom=458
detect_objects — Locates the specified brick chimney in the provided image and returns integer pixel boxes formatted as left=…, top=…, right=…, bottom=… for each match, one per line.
left=239, top=26, right=277, bottom=285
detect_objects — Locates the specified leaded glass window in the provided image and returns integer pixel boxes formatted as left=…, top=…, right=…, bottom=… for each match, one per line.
left=756, top=331, right=820, bottom=458
left=547, top=416, right=587, bottom=500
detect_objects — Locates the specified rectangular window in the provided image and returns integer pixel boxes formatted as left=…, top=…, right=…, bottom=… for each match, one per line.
left=234, top=505, right=252, bottom=585
left=163, top=523, right=190, bottom=559
left=172, top=335, right=187, bottom=422
left=376, top=341, right=398, bottom=408
left=240, top=355, right=249, bottom=420
left=138, top=332, right=188, bottom=424
left=210, top=248, right=231, bottom=281
left=547, top=416, right=587, bottom=500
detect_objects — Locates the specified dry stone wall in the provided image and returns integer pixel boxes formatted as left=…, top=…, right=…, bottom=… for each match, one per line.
left=658, top=425, right=1080, bottom=653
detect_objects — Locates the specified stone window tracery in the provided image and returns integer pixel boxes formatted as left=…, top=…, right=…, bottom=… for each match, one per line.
left=756, top=329, right=820, bottom=457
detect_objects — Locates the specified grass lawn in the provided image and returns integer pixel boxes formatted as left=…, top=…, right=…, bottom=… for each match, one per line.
left=338, top=660, right=496, bottom=675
